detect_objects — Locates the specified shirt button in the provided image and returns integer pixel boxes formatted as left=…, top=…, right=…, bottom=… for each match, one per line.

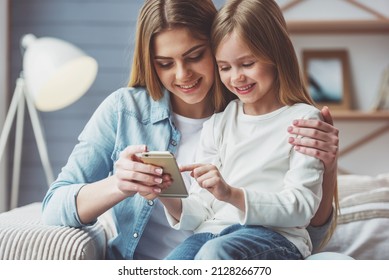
left=133, top=232, right=138, bottom=238
left=147, top=200, right=154, bottom=206
left=171, top=140, right=177, bottom=146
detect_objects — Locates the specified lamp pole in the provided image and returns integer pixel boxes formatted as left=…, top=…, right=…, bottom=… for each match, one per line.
left=0, top=74, right=54, bottom=209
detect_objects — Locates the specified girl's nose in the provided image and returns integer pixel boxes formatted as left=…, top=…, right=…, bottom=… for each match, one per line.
left=232, top=69, right=245, bottom=83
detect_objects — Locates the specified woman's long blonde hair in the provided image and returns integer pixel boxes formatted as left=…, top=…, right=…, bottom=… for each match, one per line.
left=211, top=0, right=339, bottom=248
left=128, top=0, right=230, bottom=112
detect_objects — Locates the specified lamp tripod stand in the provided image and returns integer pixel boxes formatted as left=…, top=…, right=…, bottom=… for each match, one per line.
left=0, top=74, right=54, bottom=209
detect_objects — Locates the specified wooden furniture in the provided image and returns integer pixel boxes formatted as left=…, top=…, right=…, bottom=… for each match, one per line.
left=281, top=0, right=389, bottom=34
left=332, top=110, right=389, bottom=174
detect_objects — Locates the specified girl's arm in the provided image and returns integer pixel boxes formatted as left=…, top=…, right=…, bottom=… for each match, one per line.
left=158, top=197, right=183, bottom=221
left=288, top=106, right=338, bottom=226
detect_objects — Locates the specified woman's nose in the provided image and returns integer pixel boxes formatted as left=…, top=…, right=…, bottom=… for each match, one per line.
left=176, top=63, right=192, bottom=80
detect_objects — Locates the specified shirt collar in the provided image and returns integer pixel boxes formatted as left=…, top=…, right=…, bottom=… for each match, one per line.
left=150, top=88, right=171, bottom=124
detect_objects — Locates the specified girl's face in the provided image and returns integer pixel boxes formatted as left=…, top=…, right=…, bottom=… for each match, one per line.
left=215, top=31, right=281, bottom=115
left=153, top=27, right=215, bottom=118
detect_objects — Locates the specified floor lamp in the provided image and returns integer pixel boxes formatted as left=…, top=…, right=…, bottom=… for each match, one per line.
left=0, top=34, right=98, bottom=209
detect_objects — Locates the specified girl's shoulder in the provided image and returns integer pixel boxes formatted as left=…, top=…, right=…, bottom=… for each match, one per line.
left=288, top=103, right=321, bottom=119
left=215, top=99, right=240, bottom=117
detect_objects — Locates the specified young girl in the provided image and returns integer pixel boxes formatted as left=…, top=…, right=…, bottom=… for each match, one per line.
left=160, top=0, right=333, bottom=260
left=42, top=0, right=338, bottom=260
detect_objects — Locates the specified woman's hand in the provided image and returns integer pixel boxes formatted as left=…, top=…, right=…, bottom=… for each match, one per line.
left=287, top=106, right=339, bottom=171
left=113, top=145, right=167, bottom=198
left=180, top=164, right=245, bottom=211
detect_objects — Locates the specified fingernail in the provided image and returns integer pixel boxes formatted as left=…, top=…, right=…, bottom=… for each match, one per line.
left=154, top=177, right=163, bottom=184
left=153, top=188, right=161, bottom=193
left=155, top=168, right=163, bottom=174
left=287, top=126, right=293, bottom=132
left=292, top=120, right=298, bottom=125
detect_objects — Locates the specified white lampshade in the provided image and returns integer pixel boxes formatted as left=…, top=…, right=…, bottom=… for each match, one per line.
left=21, top=34, right=98, bottom=111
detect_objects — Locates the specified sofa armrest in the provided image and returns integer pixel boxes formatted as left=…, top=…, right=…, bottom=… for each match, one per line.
left=0, top=202, right=107, bottom=260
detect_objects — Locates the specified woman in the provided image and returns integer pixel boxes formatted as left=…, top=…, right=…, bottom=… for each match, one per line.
left=42, top=0, right=338, bottom=259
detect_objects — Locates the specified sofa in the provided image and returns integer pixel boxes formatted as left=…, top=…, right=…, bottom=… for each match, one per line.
left=1, top=173, right=388, bottom=260
left=0, top=203, right=116, bottom=260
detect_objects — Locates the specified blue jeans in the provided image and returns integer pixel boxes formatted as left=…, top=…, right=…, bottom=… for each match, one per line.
left=165, top=224, right=303, bottom=260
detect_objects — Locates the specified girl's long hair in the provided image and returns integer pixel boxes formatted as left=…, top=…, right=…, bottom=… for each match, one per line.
left=212, top=0, right=339, bottom=248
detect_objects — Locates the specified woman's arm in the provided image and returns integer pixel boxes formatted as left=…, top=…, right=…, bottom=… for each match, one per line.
left=288, top=106, right=338, bottom=226
left=76, top=145, right=165, bottom=224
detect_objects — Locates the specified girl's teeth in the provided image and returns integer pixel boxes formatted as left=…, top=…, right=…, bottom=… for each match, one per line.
left=238, top=84, right=253, bottom=91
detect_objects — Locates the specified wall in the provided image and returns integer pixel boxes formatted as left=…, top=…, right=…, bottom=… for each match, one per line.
left=0, top=0, right=9, bottom=212
left=292, top=34, right=389, bottom=176
left=10, top=0, right=143, bottom=206
left=8, top=0, right=389, bottom=207
left=284, top=1, right=389, bottom=176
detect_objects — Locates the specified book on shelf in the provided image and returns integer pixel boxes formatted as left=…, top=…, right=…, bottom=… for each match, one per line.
left=371, top=65, right=389, bottom=111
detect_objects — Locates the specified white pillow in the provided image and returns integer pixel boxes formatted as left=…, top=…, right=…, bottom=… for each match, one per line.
left=337, top=173, right=389, bottom=200
left=322, top=178, right=389, bottom=260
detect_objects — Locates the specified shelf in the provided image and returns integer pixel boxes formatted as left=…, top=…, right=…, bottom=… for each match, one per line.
left=287, top=20, right=389, bottom=34
left=282, top=0, right=389, bottom=34
left=332, top=110, right=389, bottom=121
left=334, top=110, right=389, bottom=174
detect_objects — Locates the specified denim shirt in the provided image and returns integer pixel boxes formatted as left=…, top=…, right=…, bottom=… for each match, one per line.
left=41, top=87, right=180, bottom=259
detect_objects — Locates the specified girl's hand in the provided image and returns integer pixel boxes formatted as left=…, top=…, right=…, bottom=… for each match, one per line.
left=113, top=145, right=166, bottom=197
left=288, top=106, right=339, bottom=171
left=180, top=163, right=232, bottom=202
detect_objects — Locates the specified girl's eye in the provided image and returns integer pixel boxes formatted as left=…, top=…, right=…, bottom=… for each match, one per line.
left=218, top=65, right=230, bottom=72
left=243, top=62, right=254, bottom=67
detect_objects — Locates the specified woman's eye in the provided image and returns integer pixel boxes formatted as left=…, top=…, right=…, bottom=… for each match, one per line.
left=187, top=52, right=204, bottom=62
left=156, top=61, right=173, bottom=68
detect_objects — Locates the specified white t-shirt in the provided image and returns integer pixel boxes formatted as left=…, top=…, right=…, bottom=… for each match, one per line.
left=133, top=113, right=210, bottom=260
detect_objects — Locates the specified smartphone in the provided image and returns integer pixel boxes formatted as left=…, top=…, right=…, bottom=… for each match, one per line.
left=139, top=151, right=188, bottom=198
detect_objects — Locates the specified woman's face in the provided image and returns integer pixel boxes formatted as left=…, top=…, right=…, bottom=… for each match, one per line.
left=153, top=27, right=215, bottom=118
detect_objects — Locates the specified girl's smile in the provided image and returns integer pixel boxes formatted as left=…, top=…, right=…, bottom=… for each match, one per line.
left=216, top=31, right=281, bottom=115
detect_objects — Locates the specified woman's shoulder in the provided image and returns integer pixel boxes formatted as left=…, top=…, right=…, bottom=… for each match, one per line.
left=103, top=87, right=168, bottom=111
left=110, top=86, right=152, bottom=102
